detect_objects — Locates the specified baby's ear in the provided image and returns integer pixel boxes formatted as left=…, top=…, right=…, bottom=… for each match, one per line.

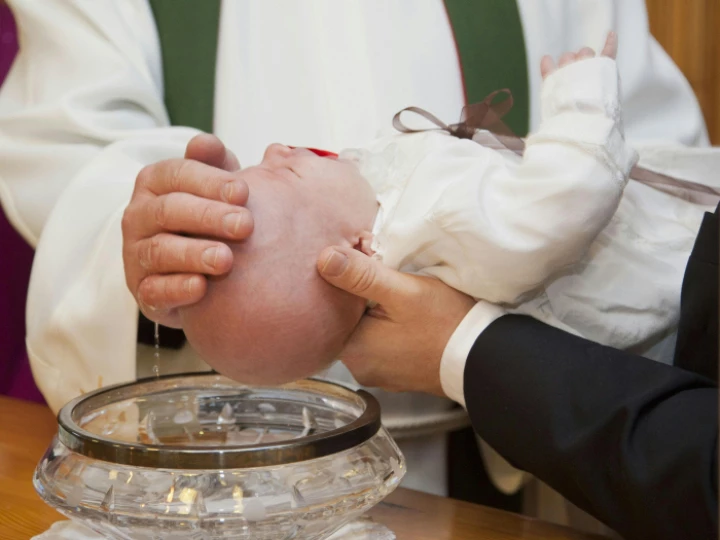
left=354, top=231, right=375, bottom=257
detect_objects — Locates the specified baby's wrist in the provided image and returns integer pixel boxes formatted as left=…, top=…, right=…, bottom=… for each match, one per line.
left=540, top=56, right=621, bottom=124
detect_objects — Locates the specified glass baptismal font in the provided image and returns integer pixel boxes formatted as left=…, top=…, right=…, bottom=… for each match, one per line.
left=34, top=374, right=405, bottom=539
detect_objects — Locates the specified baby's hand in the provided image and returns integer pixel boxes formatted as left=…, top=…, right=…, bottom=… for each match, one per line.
left=541, top=31, right=617, bottom=80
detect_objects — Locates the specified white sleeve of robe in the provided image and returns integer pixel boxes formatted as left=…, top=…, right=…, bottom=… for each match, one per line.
left=0, top=0, right=199, bottom=412
left=0, top=0, right=708, bottom=414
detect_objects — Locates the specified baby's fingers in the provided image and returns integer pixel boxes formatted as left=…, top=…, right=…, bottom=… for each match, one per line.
left=540, top=55, right=556, bottom=80
left=577, top=47, right=595, bottom=60
left=558, top=52, right=577, bottom=69
left=601, top=31, right=618, bottom=59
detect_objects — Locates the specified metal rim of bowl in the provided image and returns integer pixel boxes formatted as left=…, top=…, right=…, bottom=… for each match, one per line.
left=56, top=373, right=382, bottom=469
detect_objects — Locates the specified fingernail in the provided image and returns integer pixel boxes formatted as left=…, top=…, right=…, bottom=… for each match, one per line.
left=202, top=247, right=220, bottom=269
left=223, top=213, right=246, bottom=236
left=321, top=250, right=348, bottom=277
left=221, top=183, right=235, bottom=203
left=141, top=300, right=157, bottom=312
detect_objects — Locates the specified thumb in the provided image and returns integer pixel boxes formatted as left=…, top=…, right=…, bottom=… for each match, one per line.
left=601, top=31, right=618, bottom=59
left=317, top=246, right=412, bottom=306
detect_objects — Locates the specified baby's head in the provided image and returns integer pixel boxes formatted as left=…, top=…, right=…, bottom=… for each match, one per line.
left=180, top=144, right=378, bottom=384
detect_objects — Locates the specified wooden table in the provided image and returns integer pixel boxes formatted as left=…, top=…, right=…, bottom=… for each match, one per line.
left=0, top=396, right=604, bottom=540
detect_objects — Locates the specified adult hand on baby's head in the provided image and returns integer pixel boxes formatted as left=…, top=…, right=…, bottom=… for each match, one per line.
left=122, top=134, right=253, bottom=328
left=317, top=246, right=475, bottom=397
left=540, top=31, right=618, bottom=80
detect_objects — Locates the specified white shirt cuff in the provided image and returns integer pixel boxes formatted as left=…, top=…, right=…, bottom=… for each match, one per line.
left=440, top=301, right=506, bottom=407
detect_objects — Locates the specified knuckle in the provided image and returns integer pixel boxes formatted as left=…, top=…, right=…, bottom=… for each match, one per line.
left=136, top=165, right=153, bottom=189
left=170, top=159, right=191, bottom=192
left=148, top=236, right=163, bottom=268
left=179, top=241, right=190, bottom=266
left=163, top=275, right=173, bottom=300
left=199, top=202, right=215, bottom=229
left=139, top=236, right=162, bottom=270
left=155, top=196, right=170, bottom=227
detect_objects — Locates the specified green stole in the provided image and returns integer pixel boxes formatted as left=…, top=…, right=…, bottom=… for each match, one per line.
left=148, top=0, right=529, bottom=136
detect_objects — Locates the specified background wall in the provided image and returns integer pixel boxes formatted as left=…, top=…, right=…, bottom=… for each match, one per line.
left=648, top=0, right=720, bottom=145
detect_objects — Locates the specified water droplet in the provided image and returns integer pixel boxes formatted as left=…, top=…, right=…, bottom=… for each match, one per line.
left=390, top=457, right=402, bottom=477
left=153, top=322, right=161, bottom=378
left=217, top=403, right=235, bottom=425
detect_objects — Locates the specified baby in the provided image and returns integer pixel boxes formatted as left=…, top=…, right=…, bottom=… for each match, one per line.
left=181, top=143, right=379, bottom=384
left=180, top=41, right=714, bottom=385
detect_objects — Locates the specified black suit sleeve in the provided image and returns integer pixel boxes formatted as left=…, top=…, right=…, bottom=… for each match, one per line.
left=465, top=314, right=718, bottom=540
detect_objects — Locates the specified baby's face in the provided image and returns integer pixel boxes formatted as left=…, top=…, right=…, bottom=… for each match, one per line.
left=180, top=144, right=378, bottom=385
left=257, top=144, right=377, bottom=235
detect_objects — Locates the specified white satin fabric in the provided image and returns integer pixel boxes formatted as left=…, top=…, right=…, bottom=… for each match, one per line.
left=360, top=58, right=635, bottom=310
left=0, top=0, right=708, bottom=503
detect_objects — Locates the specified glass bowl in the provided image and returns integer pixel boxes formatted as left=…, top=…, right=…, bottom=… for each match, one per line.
left=34, top=374, right=405, bottom=539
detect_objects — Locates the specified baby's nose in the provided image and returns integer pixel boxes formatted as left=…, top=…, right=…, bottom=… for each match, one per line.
left=262, top=143, right=293, bottom=164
